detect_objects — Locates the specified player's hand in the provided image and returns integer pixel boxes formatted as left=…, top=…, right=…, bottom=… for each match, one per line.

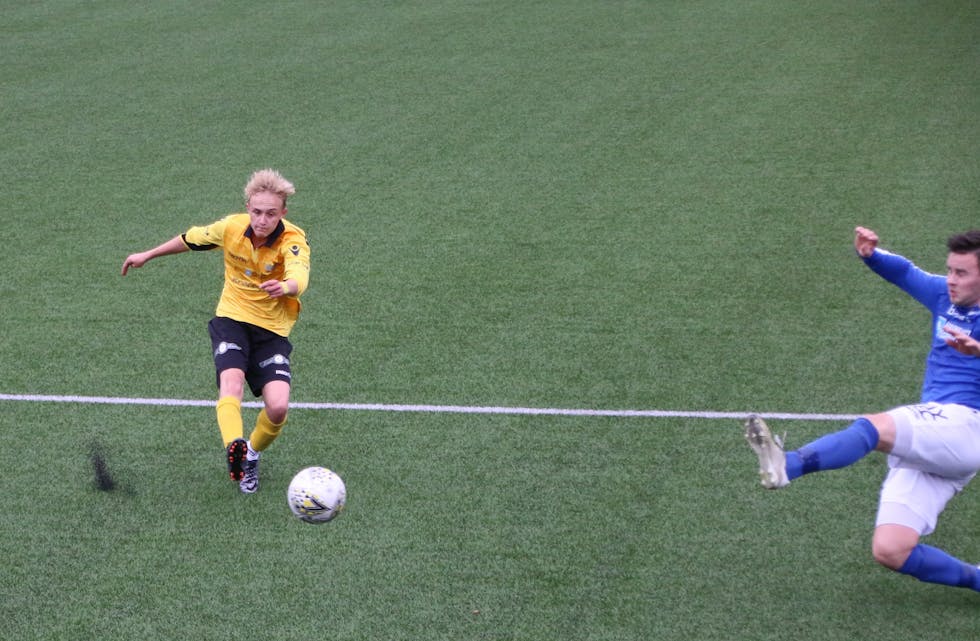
left=854, top=226, right=879, bottom=258
left=121, top=252, right=149, bottom=275
left=943, top=325, right=980, bottom=357
left=260, top=279, right=291, bottom=298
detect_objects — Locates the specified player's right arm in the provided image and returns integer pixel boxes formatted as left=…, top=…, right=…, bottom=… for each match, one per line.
left=857, top=226, right=946, bottom=309
left=121, top=235, right=189, bottom=275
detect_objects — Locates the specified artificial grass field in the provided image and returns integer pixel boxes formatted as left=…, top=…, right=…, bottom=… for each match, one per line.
left=2, top=1, right=978, bottom=639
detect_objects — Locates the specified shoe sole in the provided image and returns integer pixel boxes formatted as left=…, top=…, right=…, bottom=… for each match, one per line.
left=226, top=439, right=247, bottom=482
left=743, top=415, right=789, bottom=489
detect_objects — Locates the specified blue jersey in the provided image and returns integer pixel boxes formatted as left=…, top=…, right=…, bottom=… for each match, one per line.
left=865, top=249, right=980, bottom=409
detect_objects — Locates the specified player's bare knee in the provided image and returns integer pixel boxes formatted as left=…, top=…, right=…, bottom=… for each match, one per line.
left=261, top=381, right=290, bottom=423
left=871, top=537, right=913, bottom=570
left=265, top=402, right=288, bottom=425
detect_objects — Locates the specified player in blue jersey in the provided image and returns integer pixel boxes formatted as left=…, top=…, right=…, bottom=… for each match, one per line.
left=746, top=226, right=980, bottom=592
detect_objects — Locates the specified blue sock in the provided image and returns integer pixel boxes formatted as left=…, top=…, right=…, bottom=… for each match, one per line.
left=785, top=418, right=879, bottom=480
left=899, top=544, right=980, bottom=591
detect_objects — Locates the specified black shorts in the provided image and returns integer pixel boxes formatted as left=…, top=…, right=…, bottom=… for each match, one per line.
left=207, top=317, right=293, bottom=397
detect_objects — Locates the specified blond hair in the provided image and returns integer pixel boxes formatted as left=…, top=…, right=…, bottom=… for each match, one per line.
left=244, top=168, right=296, bottom=205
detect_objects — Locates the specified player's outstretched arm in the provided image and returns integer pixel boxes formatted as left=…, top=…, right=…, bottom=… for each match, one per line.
left=854, top=226, right=879, bottom=258
left=122, top=235, right=189, bottom=275
left=944, top=325, right=980, bottom=357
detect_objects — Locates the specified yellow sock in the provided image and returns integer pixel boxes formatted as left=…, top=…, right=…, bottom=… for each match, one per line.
left=216, top=396, right=244, bottom=446
left=249, top=408, right=286, bottom=452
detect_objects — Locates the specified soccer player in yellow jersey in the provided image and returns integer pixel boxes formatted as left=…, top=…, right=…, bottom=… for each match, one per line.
left=122, top=169, right=311, bottom=493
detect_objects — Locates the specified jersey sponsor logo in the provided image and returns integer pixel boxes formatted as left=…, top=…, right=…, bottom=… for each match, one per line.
left=230, top=276, right=262, bottom=290
left=275, top=369, right=292, bottom=379
left=228, top=253, right=248, bottom=263
left=290, top=245, right=300, bottom=256
left=936, top=317, right=973, bottom=341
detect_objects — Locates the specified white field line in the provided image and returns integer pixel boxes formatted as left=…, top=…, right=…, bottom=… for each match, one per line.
left=0, top=392, right=859, bottom=421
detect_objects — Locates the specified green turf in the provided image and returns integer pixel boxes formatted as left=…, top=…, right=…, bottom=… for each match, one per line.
left=1, top=1, right=978, bottom=639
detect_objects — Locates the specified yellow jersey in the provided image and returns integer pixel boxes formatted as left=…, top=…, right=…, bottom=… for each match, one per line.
left=182, top=214, right=310, bottom=337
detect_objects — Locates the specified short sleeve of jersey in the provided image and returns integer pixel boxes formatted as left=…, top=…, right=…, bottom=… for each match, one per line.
left=182, top=216, right=231, bottom=251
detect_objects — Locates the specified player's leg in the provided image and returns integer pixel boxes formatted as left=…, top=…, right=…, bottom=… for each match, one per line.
left=240, top=331, right=293, bottom=493
left=785, top=413, right=889, bottom=479
left=239, top=382, right=290, bottom=494
left=217, top=367, right=249, bottom=482
left=745, top=412, right=890, bottom=489
left=250, top=380, right=290, bottom=450
left=874, top=470, right=980, bottom=591
left=246, top=333, right=293, bottom=450
left=876, top=404, right=980, bottom=590
left=897, top=544, right=980, bottom=590
left=216, top=368, right=246, bottom=445
left=208, top=318, right=250, bottom=481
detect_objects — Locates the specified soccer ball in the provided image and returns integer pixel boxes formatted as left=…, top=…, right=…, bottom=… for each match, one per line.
left=287, top=466, right=347, bottom=523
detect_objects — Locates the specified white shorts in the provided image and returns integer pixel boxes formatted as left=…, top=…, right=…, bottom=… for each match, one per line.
left=875, top=402, right=980, bottom=535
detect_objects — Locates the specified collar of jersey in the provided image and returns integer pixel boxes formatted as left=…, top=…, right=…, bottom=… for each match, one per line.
left=244, top=220, right=286, bottom=246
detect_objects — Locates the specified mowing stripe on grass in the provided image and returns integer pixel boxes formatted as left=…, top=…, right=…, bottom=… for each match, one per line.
left=0, top=392, right=858, bottom=421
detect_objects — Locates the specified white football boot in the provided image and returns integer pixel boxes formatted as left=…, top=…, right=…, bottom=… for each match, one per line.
left=240, top=444, right=261, bottom=494
left=744, top=414, right=790, bottom=489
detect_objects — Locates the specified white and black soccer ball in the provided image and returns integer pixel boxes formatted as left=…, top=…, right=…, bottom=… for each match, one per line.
left=287, top=466, right=347, bottom=523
